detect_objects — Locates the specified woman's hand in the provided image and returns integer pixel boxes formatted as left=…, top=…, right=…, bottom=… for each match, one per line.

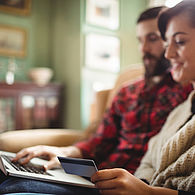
left=91, top=168, right=152, bottom=195
left=12, top=145, right=82, bottom=170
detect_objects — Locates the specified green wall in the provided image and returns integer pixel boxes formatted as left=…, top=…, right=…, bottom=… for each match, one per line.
left=0, top=0, right=148, bottom=130
left=50, top=0, right=82, bottom=129
left=120, top=0, right=148, bottom=68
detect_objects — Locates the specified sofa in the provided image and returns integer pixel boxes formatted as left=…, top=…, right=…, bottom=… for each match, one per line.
left=0, top=64, right=144, bottom=153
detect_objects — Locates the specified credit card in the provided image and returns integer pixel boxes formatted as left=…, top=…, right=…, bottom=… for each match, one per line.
left=58, top=156, right=98, bottom=178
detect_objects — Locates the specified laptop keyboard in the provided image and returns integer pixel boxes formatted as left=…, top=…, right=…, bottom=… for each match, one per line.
left=2, top=155, right=50, bottom=175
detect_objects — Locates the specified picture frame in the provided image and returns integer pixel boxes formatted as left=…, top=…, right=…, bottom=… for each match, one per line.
left=0, top=0, right=31, bottom=16
left=0, top=24, right=27, bottom=58
left=85, top=33, right=120, bottom=73
left=86, top=0, right=119, bottom=30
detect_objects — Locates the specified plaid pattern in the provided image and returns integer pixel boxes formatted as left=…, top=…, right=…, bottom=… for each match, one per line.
left=76, top=73, right=193, bottom=173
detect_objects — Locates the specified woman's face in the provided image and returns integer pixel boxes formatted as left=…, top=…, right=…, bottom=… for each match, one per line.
left=165, top=13, right=195, bottom=85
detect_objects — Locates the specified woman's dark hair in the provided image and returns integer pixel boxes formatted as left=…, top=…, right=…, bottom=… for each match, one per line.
left=158, top=0, right=195, bottom=40
left=137, top=6, right=165, bottom=24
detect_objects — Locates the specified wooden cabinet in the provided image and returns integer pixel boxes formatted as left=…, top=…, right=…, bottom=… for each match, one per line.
left=0, top=82, right=64, bottom=131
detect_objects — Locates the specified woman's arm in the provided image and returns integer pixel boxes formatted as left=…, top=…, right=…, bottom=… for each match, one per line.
left=151, top=187, right=178, bottom=195
left=91, top=168, right=178, bottom=195
left=134, top=133, right=158, bottom=182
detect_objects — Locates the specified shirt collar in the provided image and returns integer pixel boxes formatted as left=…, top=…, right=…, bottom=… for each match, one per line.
left=151, top=76, right=163, bottom=84
left=191, top=92, right=195, bottom=114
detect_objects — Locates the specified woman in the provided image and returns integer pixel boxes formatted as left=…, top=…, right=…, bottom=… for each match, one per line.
left=91, top=1, right=195, bottom=195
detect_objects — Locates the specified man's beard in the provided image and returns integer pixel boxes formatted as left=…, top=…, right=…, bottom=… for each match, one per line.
left=143, top=52, right=171, bottom=79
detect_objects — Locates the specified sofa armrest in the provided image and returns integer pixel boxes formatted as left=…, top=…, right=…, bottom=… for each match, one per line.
left=90, top=89, right=111, bottom=123
left=0, top=129, right=83, bottom=153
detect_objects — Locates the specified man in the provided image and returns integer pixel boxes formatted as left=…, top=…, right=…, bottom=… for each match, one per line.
left=0, top=6, right=192, bottom=194
left=70, top=6, right=192, bottom=174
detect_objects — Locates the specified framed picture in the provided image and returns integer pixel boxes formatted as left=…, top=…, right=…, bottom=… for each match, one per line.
left=85, top=33, right=120, bottom=73
left=0, top=0, right=31, bottom=16
left=0, top=24, right=27, bottom=58
left=86, top=0, right=119, bottom=30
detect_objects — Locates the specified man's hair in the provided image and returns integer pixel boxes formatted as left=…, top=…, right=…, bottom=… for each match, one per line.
left=137, top=6, right=165, bottom=24
left=158, top=0, right=195, bottom=41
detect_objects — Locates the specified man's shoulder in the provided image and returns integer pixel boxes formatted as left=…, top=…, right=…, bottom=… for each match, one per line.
left=122, top=78, right=144, bottom=89
left=114, top=79, right=144, bottom=98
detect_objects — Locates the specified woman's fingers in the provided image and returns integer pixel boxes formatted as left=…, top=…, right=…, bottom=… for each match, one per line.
left=95, top=178, right=117, bottom=189
left=92, top=168, right=153, bottom=195
left=92, top=168, right=124, bottom=183
left=99, top=189, right=120, bottom=195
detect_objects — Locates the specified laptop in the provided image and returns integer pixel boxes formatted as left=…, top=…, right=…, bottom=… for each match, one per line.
left=0, top=151, right=97, bottom=188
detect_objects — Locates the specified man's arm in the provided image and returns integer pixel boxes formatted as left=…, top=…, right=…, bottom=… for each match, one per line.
left=13, top=90, right=123, bottom=170
left=75, top=91, right=123, bottom=160
left=13, top=145, right=83, bottom=170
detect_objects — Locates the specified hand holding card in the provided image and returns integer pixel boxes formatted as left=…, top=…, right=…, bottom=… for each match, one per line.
left=58, top=157, right=98, bottom=178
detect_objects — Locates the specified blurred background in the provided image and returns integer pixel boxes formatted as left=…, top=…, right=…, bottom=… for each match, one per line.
left=0, top=0, right=183, bottom=132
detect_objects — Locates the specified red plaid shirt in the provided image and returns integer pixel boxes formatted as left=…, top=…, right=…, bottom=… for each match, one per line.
left=76, top=73, right=193, bottom=173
